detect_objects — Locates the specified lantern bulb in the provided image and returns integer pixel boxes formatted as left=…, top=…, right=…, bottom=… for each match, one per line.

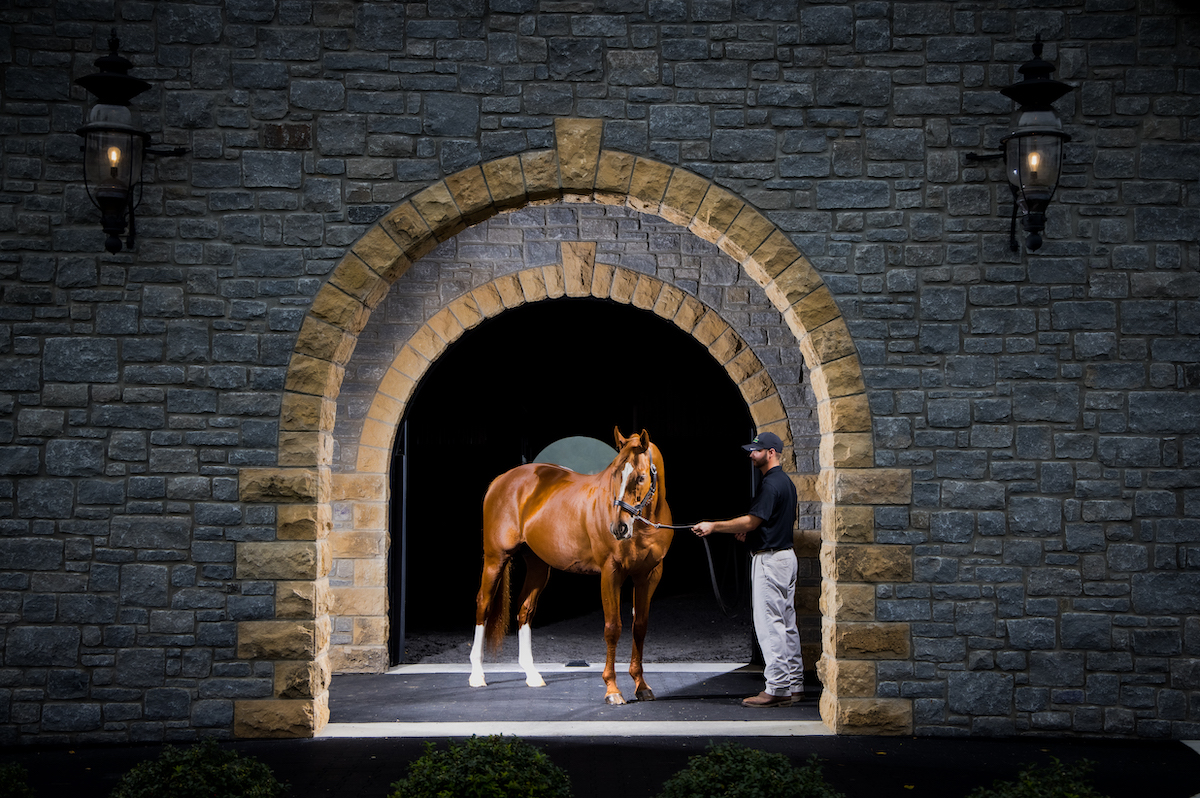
left=108, top=146, right=122, bottom=168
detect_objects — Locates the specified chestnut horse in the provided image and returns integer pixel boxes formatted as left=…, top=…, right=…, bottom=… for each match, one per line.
left=468, top=428, right=673, bottom=704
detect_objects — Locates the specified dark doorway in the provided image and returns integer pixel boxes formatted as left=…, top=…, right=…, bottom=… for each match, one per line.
left=389, top=297, right=758, bottom=664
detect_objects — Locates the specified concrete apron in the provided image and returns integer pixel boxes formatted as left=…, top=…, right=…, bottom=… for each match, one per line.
left=323, top=662, right=831, bottom=738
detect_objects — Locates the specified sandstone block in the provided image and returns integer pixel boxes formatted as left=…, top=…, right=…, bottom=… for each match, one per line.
left=518, top=266, right=549, bottom=302
left=234, top=696, right=327, bottom=739
left=595, top=151, right=636, bottom=205
left=427, top=306, right=465, bottom=347
left=541, top=264, right=566, bottom=298
left=691, top=310, right=729, bottom=347
left=631, top=274, right=662, bottom=310
left=521, top=150, right=561, bottom=202
left=355, top=445, right=389, bottom=475
left=726, top=348, right=765, bottom=386
left=240, top=468, right=327, bottom=503
left=801, top=318, right=859, bottom=366
left=555, top=117, right=603, bottom=194
left=445, top=165, right=493, bottom=224
left=238, top=620, right=322, bottom=660
left=351, top=225, right=410, bottom=283
left=331, top=530, right=386, bottom=559
left=354, top=616, right=387, bottom=646
left=709, top=327, right=747, bottom=365
left=412, top=181, right=465, bottom=241
left=719, top=207, right=774, bottom=263
left=563, top=241, right=597, bottom=297
left=367, top=392, right=404, bottom=427
left=689, top=185, right=743, bottom=242
left=359, top=418, right=396, bottom=452
left=609, top=267, right=638, bottom=304
left=590, top=262, right=615, bottom=298
left=818, top=394, right=871, bottom=433
left=238, top=541, right=320, bottom=581
left=821, top=580, right=875, bottom=621
left=285, top=353, right=343, bottom=398
left=659, top=169, right=709, bottom=227
left=274, top=654, right=332, bottom=700
left=310, top=285, right=368, bottom=333
left=745, top=230, right=803, bottom=285
left=332, top=586, right=386, bottom=617
left=281, top=393, right=336, bottom=431
left=330, top=646, right=390, bottom=674
left=278, top=430, right=333, bottom=468
left=788, top=286, right=842, bottom=337
left=749, top=394, right=787, bottom=429
left=817, top=655, right=876, bottom=697
left=812, top=355, right=867, bottom=402
left=737, top=368, right=775, bottom=405
left=824, top=619, right=911, bottom=659
left=388, top=347, right=428, bottom=384
left=278, top=503, right=331, bottom=541
left=276, top=579, right=326, bottom=619
left=823, top=504, right=875, bottom=543
left=295, top=316, right=356, bottom=363
left=382, top=202, right=437, bottom=260
left=447, top=293, right=485, bottom=331
left=820, top=432, right=873, bottom=468
left=628, top=157, right=672, bottom=213
left=672, top=294, right=706, bottom=333
left=820, top=468, right=912, bottom=505
left=330, top=255, right=389, bottom=310
left=820, top=694, right=912, bottom=736
left=482, top=155, right=526, bottom=210
left=822, top=542, right=912, bottom=583
left=332, top=474, right=386, bottom=502
left=765, top=258, right=824, bottom=314
left=407, top=323, right=451, bottom=363
left=494, top=273, right=525, bottom=308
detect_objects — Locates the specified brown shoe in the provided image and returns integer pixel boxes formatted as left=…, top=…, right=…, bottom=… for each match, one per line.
left=742, top=691, right=791, bottom=708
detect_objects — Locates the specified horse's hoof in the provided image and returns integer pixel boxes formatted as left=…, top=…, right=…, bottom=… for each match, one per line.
left=635, top=689, right=655, bottom=702
left=469, top=674, right=487, bottom=688
left=605, top=693, right=626, bottom=706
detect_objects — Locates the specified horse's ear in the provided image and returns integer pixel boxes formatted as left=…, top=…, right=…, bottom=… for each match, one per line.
left=639, top=429, right=650, bottom=451
left=614, top=426, right=626, bottom=447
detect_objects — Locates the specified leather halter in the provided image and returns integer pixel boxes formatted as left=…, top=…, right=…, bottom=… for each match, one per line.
left=613, top=463, right=657, bottom=522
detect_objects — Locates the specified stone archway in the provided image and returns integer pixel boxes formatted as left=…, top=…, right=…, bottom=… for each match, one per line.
left=236, top=119, right=913, bottom=738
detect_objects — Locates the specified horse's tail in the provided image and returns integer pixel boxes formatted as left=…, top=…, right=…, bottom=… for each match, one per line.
left=484, top=558, right=511, bottom=654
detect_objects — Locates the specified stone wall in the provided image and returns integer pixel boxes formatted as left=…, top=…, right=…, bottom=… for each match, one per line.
left=0, top=0, right=1198, bottom=742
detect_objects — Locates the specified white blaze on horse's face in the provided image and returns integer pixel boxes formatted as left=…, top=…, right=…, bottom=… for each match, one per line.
left=612, top=461, right=636, bottom=540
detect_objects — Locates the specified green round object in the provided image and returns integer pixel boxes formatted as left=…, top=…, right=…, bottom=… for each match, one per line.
left=534, top=436, right=617, bottom=475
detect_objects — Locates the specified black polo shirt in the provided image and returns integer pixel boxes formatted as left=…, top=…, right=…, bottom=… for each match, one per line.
left=746, top=466, right=797, bottom=552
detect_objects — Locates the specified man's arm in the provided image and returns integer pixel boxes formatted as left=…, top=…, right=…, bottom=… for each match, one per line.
left=693, top=514, right=762, bottom=541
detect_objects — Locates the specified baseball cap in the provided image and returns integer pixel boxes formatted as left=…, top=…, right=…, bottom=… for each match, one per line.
left=742, top=431, right=784, bottom=452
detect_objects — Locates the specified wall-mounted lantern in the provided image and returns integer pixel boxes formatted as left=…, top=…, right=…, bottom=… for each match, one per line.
left=75, top=31, right=183, bottom=254
left=969, top=36, right=1073, bottom=253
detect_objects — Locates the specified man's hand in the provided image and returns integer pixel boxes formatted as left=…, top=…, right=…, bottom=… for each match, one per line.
left=692, top=521, right=715, bottom=537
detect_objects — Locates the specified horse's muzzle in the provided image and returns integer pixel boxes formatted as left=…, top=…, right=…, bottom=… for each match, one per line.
left=610, top=521, right=632, bottom=540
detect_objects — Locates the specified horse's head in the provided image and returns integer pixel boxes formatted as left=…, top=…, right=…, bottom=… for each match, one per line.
left=610, top=427, right=656, bottom=540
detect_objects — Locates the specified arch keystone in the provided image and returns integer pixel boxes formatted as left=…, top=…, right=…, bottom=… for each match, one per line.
left=554, top=117, right=603, bottom=195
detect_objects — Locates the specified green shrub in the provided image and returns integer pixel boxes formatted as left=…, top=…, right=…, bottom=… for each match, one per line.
left=966, top=758, right=1109, bottom=798
left=110, top=737, right=286, bottom=798
left=0, top=763, right=34, bottom=798
left=388, top=735, right=572, bottom=798
left=655, top=742, right=844, bottom=798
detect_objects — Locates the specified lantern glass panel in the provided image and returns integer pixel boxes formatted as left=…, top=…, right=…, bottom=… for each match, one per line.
left=82, top=103, right=144, bottom=194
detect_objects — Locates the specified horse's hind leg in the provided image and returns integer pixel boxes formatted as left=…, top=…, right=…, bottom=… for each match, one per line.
left=469, top=550, right=509, bottom=688
left=515, top=552, right=550, bottom=687
left=630, top=562, right=664, bottom=701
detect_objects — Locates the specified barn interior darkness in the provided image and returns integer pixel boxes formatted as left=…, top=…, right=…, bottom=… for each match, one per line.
left=389, top=297, right=759, bottom=660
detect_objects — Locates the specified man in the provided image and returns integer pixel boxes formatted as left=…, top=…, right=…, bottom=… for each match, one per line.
left=692, top=431, right=802, bottom=708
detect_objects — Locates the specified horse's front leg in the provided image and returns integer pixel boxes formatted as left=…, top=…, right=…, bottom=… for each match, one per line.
left=600, top=565, right=625, bottom=705
left=630, top=562, right=663, bottom=701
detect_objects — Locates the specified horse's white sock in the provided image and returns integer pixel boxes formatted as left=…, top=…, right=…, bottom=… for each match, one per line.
left=518, top=624, right=545, bottom=687
left=468, top=624, right=487, bottom=687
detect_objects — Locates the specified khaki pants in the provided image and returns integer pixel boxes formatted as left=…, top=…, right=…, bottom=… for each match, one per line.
left=751, top=549, right=804, bottom=696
